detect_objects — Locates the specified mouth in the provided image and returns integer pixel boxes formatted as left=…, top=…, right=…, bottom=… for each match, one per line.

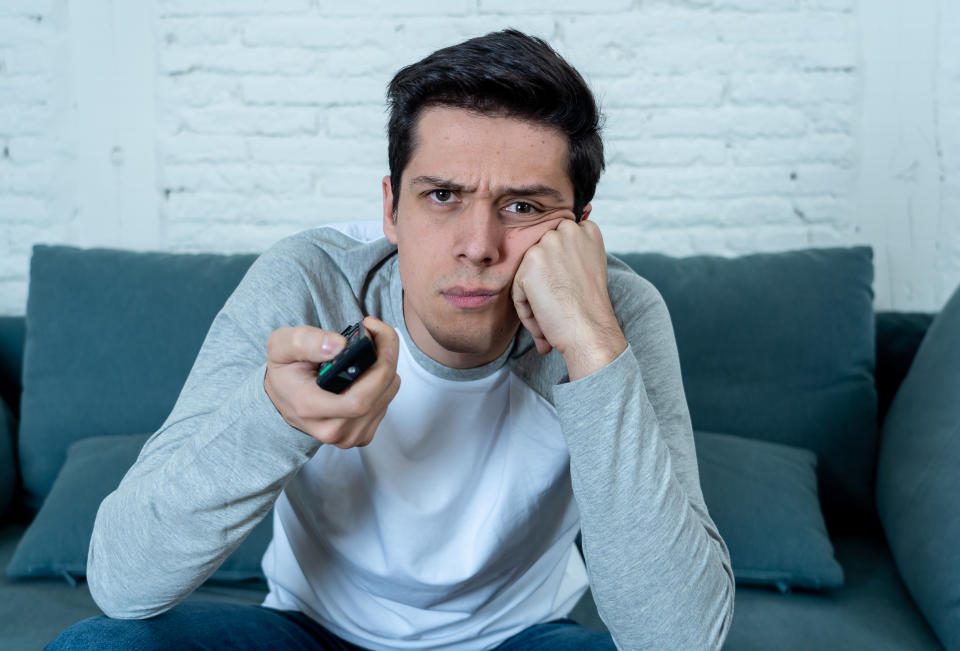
left=441, top=286, right=502, bottom=309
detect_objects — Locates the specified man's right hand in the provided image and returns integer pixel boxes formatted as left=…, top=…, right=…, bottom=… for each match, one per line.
left=264, top=316, right=401, bottom=449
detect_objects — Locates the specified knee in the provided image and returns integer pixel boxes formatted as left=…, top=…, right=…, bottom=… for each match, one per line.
left=46, top=614, right=169, bottom=651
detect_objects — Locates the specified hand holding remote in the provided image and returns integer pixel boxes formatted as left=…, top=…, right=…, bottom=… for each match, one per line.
left=264, top=316, right=401, bottom=448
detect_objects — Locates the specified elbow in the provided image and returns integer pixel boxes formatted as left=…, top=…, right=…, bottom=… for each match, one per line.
left=87, top=517, right=178, bottom=620
left=87, top=545, right=173, bottom=621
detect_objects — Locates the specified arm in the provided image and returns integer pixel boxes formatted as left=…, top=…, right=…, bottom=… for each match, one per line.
left=87, top=241, right=400, bottom=619
left=513, top=220, right=734, bottom=649
left=554, top=289, right=734, bottom=650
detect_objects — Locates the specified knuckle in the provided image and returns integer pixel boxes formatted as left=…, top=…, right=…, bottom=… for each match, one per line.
left=339, top=394, right=366, bottom=419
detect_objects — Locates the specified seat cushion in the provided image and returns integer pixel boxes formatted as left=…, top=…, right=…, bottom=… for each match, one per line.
left=18, top=245, right=257, bottom=511
left=614, top=247, right=876, bottom=531
left=876, top=281, right=960, bottom=651
left=722, top=533, right=942, bottom=650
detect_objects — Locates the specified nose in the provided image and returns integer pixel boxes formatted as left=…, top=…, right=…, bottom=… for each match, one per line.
left=453, top=202, right=503, bottom=266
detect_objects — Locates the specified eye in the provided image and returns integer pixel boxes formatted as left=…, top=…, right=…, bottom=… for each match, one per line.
left=429, top=189, right=457, bottom=204
left=503, top=201, right=540, bottom=217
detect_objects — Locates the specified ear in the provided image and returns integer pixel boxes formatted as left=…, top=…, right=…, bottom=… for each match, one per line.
left=579, top=202, right=592, bottom=222
left=382, top=175, right=398, bottom=244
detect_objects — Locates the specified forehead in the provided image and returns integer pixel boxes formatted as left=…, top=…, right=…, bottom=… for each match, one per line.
left=404, top=106, right=573, bottom=196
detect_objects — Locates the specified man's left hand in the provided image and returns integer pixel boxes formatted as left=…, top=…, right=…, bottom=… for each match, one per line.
left=512, top=219, right=628, bottom=381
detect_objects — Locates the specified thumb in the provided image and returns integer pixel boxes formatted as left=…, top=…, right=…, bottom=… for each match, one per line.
left=266, top=326, right=347, bottom=365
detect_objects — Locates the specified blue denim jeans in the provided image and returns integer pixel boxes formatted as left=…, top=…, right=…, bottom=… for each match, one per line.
left=46, top=602, right=615, bottom=650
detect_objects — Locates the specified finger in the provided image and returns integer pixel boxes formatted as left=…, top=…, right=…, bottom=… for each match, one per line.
left=512, top=270, right=553, bottom=355
left=354, top=374, right=401, bottom=447
left=267, top=326, right=347, bottom=365
left=362, top=316, right=400, bottom=371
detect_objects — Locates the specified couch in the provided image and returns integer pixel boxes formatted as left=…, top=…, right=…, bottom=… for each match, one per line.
left=1, top=237, right=957, bottom=650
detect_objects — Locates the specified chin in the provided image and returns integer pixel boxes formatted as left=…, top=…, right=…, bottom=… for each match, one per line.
left=428, top=326, right=498, bottom=356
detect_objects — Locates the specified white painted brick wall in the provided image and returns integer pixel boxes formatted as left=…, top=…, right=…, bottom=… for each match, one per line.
left=0, top=0, right=958, bottom=315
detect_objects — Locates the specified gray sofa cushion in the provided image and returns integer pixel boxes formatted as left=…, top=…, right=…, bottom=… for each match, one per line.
left=7, top=433, right=271, bottom=584
left=18, top=245, right=257, bottom=511
left=876, top=281, right=960, bottom=651
left=694, top=431, right=843, bottom=592
left=615, top=247, right=876, bottom=531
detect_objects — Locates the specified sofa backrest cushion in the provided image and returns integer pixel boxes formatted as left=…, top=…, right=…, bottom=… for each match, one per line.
left=614, top=247, right=876, bottom=531
left=876, top=280, right=960, bottom=651
left=18, top=245, right=257, bottom=512
left=0, top=316, right=25, bottom=420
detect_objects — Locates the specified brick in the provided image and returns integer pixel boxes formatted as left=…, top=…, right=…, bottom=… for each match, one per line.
left=315, top=0, right=470, bottom=16
left=0, top=196, right=48, bottom=222
left=728, top=72, right=855, bottom=105
left=600, top=163, right=853, bottom=200
left=711, top=0, right=803, bottom=10
left=326, top=106, right=388, bottom=139
left=729, top=135, right=855, bottom=166
left=619, top=107, right=808, bottom=139
left=598, top=76, right=724, bottom=108
left=319, top=46, right=405, bottom=77
left=738, top=42, right=857, bottom=73
left=161, top=17, right=241, bottom=47
left=248, top=136, right=383, bottom=166
left=791, top=196, right=850, bottom=225
left=161, top=135, right=248, bottom=163
left=158, top=0, right=311, bottom=17
left=161, top=45, right=315, bottom=75
left=0, top=161, right=53, bottom=195
left=158, top=72, right=239, bottom=107
left=175, top=105, right=317, bottom=136
left=0, top=0, right=55, bottom=17
left=713, top=12, right=854, bottom=44
left=0, top=16, right=47, bottom=46
left=392, top=17, right=555, bottom=55
left=711, top=226, right=818, bottom=255
left=480, top=0, right=629, bottom=12
left=162, top=163, right=314, bottom=194
left=804, top=102, right=854, bottom=134
left=810, top=0, right=856, bottom=11
left=241, top=75, right=385, bottom=105
left=167, top=221, right=295, bottom=254
left=0, top=43, right=55, bottom=74
left=316, top=168, right=384, bottom=200
left=243, top=17, right=385, bottom=48
left=0, top=105, right=51, bottom=136
left=7, top=136, right=59, bottom=162
left=608, top=139, right=727, bottom=167
left=0, top=76, right=51, bottom=105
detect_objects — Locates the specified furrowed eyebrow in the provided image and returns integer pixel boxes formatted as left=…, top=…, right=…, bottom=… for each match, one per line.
left=410, top=176, right=565, bottom=202
left=410, top=176, right=472, bottom=193
left=503, top=184, right=565, bottom=203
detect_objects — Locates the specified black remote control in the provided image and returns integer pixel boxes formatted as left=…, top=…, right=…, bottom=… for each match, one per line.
left=316, top=321, right=377, bottom=394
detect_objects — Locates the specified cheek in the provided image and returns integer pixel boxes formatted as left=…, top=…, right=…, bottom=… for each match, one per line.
left=502, top=224, right=555, bottom=268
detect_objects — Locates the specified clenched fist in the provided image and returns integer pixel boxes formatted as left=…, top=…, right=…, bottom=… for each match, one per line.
left=512, top=219, right=627, bottom=381
left=264, top=316, right=401, bottom=448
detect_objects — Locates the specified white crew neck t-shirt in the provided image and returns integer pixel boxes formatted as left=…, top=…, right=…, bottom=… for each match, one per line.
left=262, top=330, right=588, bottom=650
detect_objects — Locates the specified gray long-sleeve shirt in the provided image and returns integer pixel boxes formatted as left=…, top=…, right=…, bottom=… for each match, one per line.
left=87, top=227, right=734, bottom=649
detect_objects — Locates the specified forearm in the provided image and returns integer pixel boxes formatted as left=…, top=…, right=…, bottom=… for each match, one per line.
left=555, top=348, right=735, bottom=650
left=87, top=365, right=320, bottom=619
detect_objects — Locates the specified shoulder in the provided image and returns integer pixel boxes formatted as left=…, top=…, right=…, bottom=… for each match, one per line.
left=251, top=226, right=397, bottom=288
left=606, top=253, right=670, bottom=322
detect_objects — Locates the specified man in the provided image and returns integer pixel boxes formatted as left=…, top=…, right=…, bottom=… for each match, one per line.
left=51, top=29, right=734, bottom=650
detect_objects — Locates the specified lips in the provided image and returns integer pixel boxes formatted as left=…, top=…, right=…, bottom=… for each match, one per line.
left=441, top=286, right=501, bottom=309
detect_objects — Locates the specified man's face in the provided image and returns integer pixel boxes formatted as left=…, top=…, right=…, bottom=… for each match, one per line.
left=382, top=106, right=590, bottom=369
